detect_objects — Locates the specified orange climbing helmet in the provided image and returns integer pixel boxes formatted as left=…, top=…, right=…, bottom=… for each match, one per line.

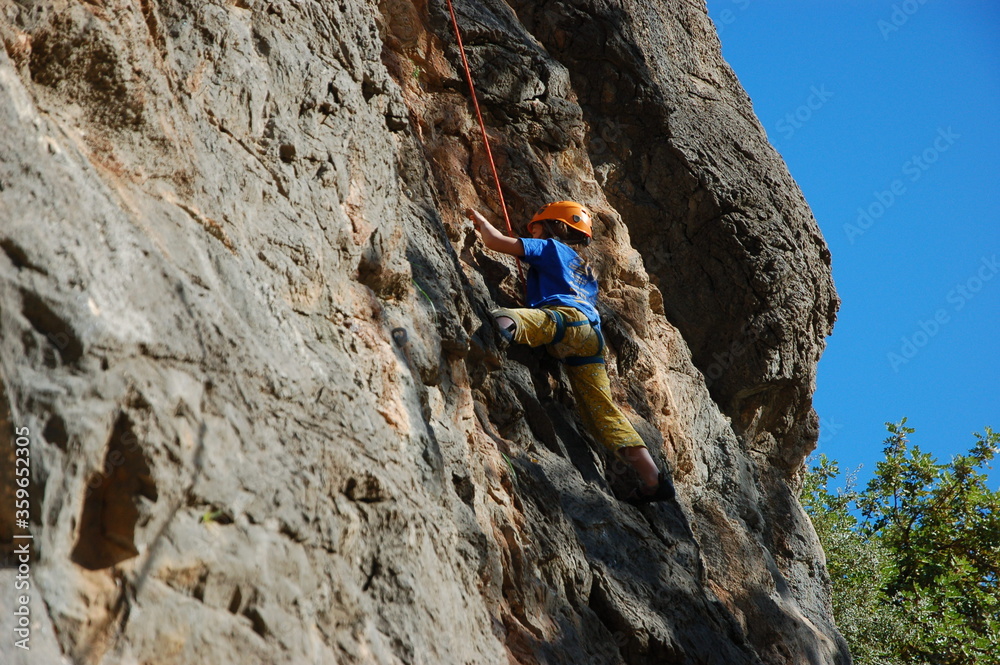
left=528, top=201, right=593, bottom=239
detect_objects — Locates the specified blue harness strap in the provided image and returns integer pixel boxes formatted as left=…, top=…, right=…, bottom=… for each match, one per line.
left=562, top=327, right=605, bottom=366
left=545, top=308, right=605, bottom=366
left=548, top=308, right=568, bottom=345
left=547, top=309, right=592, bottom=345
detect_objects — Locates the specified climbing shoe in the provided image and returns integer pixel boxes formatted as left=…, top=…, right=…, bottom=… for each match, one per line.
left=624, top=472, right=675, bottom=505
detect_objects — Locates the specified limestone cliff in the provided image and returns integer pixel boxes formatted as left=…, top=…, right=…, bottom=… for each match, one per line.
left=0, top=0, right=842, bottom=663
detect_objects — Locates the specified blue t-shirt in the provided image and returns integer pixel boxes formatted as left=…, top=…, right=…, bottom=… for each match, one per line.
left=520, top=238, right=600, bottom=325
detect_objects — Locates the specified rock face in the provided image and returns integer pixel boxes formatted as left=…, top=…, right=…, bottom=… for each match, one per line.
left=0, top=0, right=842, bottom=664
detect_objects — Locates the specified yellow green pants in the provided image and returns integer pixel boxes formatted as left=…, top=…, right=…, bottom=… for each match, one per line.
left=493, top=306, right=646, bottom=454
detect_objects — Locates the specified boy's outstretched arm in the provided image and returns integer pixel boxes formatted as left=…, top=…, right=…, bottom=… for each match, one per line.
left=466, top=208, right=524, bottom=256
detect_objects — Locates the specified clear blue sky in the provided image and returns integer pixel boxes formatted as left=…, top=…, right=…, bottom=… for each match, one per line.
left=705, top=0, right=1000, bottom=488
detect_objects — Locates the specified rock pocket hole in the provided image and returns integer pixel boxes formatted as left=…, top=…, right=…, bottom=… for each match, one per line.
left=228, top=585, right=244, bottom=614
left=243, top=606, right=268, bottom=638
left=43, top=414, right=70, bottom=451
left=20, top=290, right=84, bottom=364
left=1, top=238, right=46, bottom=273
left=279, top=143, right=297, bottom=163
left=71, top=413, right=158, bottom=570
left=344, top=473, right=388, bottom=503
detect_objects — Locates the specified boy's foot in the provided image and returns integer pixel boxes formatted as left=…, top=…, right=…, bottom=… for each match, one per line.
left=624, top=472, right=675, bottom=505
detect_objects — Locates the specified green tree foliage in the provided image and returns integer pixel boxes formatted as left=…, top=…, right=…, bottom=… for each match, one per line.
left=802, top=421, right=1000, bottom=665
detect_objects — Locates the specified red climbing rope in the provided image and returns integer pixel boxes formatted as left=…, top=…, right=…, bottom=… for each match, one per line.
left=443, top=0, right=526, bottom=291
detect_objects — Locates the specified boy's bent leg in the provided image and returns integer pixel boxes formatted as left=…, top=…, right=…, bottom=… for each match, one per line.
left=565, top=360, right=646, bottom=454
left=567, top=360, right=673, bottom=502
left=491, top=307, right=559, bottom=347
left=621, top=445, right=659, bottom=489
left=494, top=315, right=517, bottom=342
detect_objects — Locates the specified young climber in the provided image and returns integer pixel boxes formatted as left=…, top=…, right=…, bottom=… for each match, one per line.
left=466, top=201, right=674, bottom=504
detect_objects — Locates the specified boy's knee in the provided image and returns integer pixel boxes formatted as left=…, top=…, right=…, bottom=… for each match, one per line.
left=496, top=316, right=516, bottom=342
left=491, top=309, right=518, bottom=343
left=496, top=315, right=515, bottom=330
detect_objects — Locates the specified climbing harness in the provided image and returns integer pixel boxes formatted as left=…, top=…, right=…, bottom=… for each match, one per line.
left=547, top=308, right=605, bottom=366
left=443, top=0, right=526, bottom=293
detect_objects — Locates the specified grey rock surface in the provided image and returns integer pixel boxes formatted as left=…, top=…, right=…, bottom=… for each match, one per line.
left=1, top=0, right=843, bottom=663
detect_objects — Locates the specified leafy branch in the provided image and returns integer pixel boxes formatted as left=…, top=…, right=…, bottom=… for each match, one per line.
left=802, top=422, right=1000, bottom=665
